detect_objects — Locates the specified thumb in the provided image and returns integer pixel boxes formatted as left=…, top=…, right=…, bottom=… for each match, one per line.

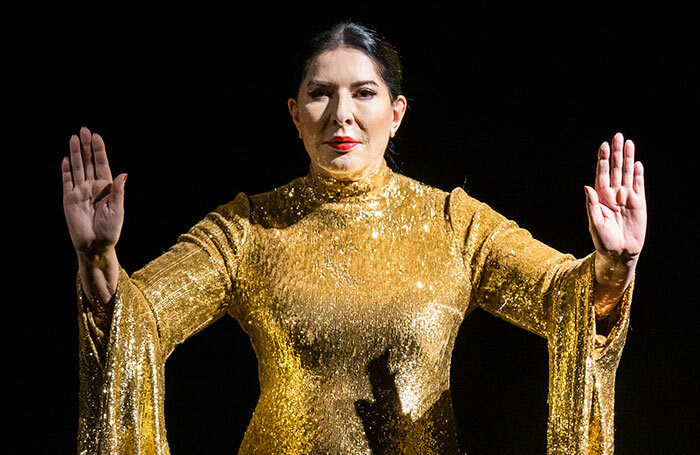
left=113, top=173, right=127, bottom=196
left=109, top=173, right=127, bottom=209
left=584, top=185, right=604, bottom=226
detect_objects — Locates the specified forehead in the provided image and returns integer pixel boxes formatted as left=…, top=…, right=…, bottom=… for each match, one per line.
left=304, top=46, right=383, bottom=84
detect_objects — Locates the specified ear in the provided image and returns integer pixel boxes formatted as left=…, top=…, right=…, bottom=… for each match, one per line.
left=390, top=95, right=408, bottom=138
left=288, top=97, right=302, bottom=137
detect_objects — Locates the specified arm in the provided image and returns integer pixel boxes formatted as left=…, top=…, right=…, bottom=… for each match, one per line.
left=448, top=134, right=645, bottom=454
left=65, top=127, right=252, bottom=453
left=449, top=132, right=645, bottom=342
left=449, top=187, right=635, bottom=454
left=63, top=127, right=126, bottom=350
left=76, top=193, right=250, bottom=454
left=585, top=133, right=646, bottom=337
left=446, top=133, right=646, bottom=454
left=448, top=188, right=581, bottom=338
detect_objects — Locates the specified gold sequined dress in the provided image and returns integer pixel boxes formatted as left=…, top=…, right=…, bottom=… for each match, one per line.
left=77, top=160, right=634, bottom=454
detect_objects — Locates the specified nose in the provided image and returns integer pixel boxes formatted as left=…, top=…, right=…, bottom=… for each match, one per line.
left=329, top=91, right=354, bottom=127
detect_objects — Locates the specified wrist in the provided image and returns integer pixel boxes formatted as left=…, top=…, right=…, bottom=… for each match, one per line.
left=594, top=249, right=638, bottom=285
left=77, top=247, right=119, bottom=308
left=593, top=250, right=637, bottom=321
left=594, top=281, right=625, bottom=320
left=77, top=246, right=117, bottom=268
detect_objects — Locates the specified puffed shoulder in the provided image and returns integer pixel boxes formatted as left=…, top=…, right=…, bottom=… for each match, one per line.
left=446, top=186, right=511, bottom=245
left=446, top=187, right=473, bottom=236
left=213, top=191, right=252, bottom=220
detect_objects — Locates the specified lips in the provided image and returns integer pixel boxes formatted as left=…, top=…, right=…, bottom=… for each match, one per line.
left=325, top=136, right=359, bottom=151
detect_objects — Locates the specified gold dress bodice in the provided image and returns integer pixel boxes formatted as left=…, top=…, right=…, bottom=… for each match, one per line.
left=76, top=161, right=634, bottom=454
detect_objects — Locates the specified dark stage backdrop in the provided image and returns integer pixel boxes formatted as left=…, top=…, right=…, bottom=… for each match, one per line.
left=19, top=3, right=698, bottom=454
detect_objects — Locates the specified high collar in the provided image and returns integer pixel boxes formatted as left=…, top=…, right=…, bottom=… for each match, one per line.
left=306, top=160, right=394, bottom=202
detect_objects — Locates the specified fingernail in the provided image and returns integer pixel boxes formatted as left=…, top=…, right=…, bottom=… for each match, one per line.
left=124, top=174, right=128, bottom=183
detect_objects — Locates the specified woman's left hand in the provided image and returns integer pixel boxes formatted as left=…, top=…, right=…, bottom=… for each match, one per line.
left=584, top=132, right=647, bottom=319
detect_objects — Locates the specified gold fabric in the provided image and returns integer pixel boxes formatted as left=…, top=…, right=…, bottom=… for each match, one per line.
left=77, top=160, right=634, bottom=454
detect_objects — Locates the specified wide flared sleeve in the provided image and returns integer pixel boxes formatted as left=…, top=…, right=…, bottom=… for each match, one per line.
left=447, top=187, right=634, bottom=455
left=76, top=192, right=251, bottom=455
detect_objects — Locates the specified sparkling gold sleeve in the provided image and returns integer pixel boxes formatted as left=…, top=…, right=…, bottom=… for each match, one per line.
left=448, top=187, right=634, bottom=455
left=76, top=192, right=250, bottom=455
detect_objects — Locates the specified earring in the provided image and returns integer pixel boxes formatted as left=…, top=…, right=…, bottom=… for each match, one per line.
left=390, top=130, right=395, bottom=138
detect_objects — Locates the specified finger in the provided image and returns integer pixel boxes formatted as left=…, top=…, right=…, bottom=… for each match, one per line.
left=633, top=161, right=645, bottom=196
left=69, top=134, right=85, bottom=185
left=595, top=141, right=610, bottom=189
left=108, top=173, right=127, bottom=211
left=61, top=156, right=73, bottom=193
left=80, top=126, right=95, bottom=181
left=584, top=185, right=605, bottom=227
left=92, top=133, right=113, bottom=181
left=113, top=173, right=127, bottom=196
left=610, top=132, right=624, bottom=187
left=621, top=139, right=635, bottom=188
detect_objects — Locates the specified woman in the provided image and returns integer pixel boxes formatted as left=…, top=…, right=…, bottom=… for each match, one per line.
left=64, top=22, right=646, bottom=454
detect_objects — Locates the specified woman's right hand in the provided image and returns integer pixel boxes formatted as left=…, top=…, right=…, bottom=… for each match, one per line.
left=63, top=127, right=127, bottom=257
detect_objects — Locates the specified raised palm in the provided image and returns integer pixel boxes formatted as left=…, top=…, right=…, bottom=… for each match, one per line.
left=585, top=132, right=647, bottom=261
left=62, top=127, right=127, bottom=255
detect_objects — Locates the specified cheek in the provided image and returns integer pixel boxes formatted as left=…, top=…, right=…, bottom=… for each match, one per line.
left=359, top=107, right=393, bottom=140
left=301, top=103, right=327, bottom=129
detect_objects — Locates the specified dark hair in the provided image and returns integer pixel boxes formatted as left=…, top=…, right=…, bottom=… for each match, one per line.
left=292, top=21, right=404, bottom=102
left=292, top=21, right=405, bottom=169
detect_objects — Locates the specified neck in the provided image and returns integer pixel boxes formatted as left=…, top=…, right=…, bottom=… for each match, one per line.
left=307, top=159, right=393, bottom=201
left=309, top=158, right=385, bottom=182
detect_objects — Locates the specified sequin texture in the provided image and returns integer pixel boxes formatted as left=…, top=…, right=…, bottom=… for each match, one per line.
left=77, top=160, right=634, bottom=454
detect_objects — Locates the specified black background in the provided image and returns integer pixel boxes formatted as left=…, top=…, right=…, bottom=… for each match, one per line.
left=16, top=2, right=698, bottom=454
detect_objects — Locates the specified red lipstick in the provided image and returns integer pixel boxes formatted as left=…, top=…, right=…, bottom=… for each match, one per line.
left=325, top=136, right=359, bottom=151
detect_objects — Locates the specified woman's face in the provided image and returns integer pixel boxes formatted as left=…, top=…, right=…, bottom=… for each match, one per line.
left=288, top=46, right=407, bottom=181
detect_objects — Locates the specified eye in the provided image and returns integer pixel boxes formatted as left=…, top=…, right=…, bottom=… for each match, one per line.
left=308, top=88, right=331, bottom=99
left=355, top=88, right=377, bottom=99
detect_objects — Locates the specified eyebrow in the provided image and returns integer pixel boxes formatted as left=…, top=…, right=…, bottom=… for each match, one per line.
left=307, top=80, right=380, bottom=88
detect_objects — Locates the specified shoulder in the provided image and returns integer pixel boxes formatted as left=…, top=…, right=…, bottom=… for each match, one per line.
left=443, top=186, right=513, bottom=242
left=387, top=172, right=453, bottom=212
left=390, top=173, right=480, bottom=217
left=241, top=176, right=315, bottom=228
left=209, top=175, right=309, bottom=223
left=212, top=191, right=252, bottom=220
left=393, top=172, right=447, bottom=197
left=389, top=173, right=502, bottom=235
left=386, top=175, right=516, bottom=246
